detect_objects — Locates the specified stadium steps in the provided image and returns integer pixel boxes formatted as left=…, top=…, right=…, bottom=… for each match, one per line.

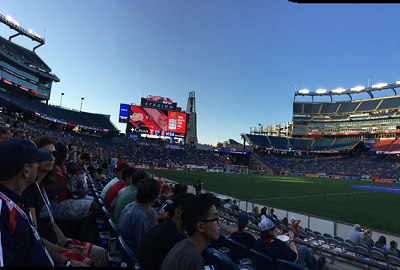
left=252, top=152, right=278, bottom=173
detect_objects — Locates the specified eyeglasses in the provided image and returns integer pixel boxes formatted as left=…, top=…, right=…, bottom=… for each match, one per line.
left=200, top=217, right=220, bottom=224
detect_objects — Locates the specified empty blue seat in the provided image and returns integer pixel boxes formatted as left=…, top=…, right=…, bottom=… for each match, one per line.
left=249, top=248, right=276, bottom=270
left=276, top=259, right=307, bottom=270
left=117, top=235, right=141, bottom=269
left=227, top=238, right=250, bottom=264
left=211, top=251, right=245, bottom=270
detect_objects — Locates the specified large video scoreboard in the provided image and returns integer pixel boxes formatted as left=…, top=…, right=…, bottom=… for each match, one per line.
left=119, top=103, right=187, bottom=138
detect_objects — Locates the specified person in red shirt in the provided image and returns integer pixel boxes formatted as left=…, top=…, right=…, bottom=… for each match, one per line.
left=104, top=167, right=135, bottom=214
left=288, top=216, right=306, bottom=240
left=116, top=154, right=126, bottom=167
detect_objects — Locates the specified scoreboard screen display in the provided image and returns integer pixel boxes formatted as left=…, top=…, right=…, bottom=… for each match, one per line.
left=125, top=105, right=186, bottom=137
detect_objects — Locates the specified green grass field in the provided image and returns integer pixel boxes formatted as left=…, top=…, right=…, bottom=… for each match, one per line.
left=145, top=170, right=400, bottom=235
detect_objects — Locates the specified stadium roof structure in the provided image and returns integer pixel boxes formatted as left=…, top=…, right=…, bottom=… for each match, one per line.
left=294, top=81, right=400, bottom=102
left=0, top=12, right=45, bottom=52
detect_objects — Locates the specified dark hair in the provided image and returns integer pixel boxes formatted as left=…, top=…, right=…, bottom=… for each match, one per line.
left=32, top=136, right=56, bottom=183
left=136, top=178, right=160, bottom=204
left=116, top=163, right=129, bottom=172
left=79, top=153, right=91, bottom=162
left=0, top=126, right=8, bottom=135
left=237, top=219, right=248, bottom=231
left=172, top=183, right=188, bottom=197
left=375, top=236, right=387, bottom=248
left=13, top=129, right=25, bottom=138
left=122, top=167, right=136, bottom=182
left=100, top=162, right=108, bottom=169
left=282, top=217, right=288, bottom=227
left=260, top=225, right=277, bottom=240
left=390, top=240, right=397, bottom=248
left=259, top=207, right=267, bottom=219
left=182, top=193, right=218, bottom=236
left=171, top=193, right=194, bottom=218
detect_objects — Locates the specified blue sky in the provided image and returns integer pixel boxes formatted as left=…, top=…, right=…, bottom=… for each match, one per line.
left=2, top=1, right=400, bottom=145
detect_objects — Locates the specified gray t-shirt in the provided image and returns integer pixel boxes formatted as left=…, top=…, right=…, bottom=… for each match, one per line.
left=160, top=239, right=205, bottom=270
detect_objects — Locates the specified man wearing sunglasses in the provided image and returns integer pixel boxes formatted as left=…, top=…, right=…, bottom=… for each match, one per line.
left=160, top=193, right=220, bottom=270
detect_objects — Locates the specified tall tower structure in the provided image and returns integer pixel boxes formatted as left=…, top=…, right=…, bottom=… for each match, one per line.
left=185, top=91, right=198, bottom=144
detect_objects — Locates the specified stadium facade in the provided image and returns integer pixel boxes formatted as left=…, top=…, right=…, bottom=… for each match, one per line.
left=0, top=14, right=118, bottom=135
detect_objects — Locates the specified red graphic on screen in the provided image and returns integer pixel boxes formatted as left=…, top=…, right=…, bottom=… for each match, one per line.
left=128, top=106, right=187, bottom=136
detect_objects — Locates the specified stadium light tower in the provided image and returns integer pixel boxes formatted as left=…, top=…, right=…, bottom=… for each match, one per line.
left=80, top=97, right=84, bottom=111
left=185, top=91, right=197, bottom=145
left=60, top=92, right=64, bottom=106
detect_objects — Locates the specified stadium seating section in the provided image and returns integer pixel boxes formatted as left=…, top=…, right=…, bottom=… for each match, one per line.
left=0, top=36, right=51, bottom=72
left=0, top=91, right=118, bottom=131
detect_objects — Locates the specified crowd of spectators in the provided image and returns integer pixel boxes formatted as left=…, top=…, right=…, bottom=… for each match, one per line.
left=3, top=112, right=400, bottom=268
left=259, top=152, right=400, bottom=179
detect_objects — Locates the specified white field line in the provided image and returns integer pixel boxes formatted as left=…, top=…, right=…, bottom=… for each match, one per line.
left=251, top=191, right=374, bottom=201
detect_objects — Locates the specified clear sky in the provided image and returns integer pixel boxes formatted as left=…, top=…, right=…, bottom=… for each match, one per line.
left=2, top=1, right=400, bottom=145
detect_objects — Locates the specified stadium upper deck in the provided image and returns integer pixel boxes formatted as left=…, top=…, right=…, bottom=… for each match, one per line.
left=292, top=86, right=400, bottom=139
left=0, top=14, right=59, bottom=102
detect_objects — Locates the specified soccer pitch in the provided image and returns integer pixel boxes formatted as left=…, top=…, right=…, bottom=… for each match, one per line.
left=146, top=170, right=400, bottom=235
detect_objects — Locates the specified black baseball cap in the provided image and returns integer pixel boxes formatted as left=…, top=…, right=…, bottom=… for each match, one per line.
left=0, top=138, right=52, bottom=169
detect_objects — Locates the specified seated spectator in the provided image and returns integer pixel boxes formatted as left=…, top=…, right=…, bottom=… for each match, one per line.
left=389, top=240, right=400, bottom=257
left=159, top=183, right=188, bottom=219
left=375, top=235, right=387, bottom=253
left=160, top=193, right=220, bottom=270
left=269, top=208, right=278, bottom=221
left=0, top=138, right=54, bottom=266
left=104, top=167, right=136, bottom=214
left=118, top=178, right=160, bottom=252
left=0, top=126, right=10, bottom=142
left=230, top=199, right=239, bottom=212
left=157, top=177, right=164, bottom=186
left=42, top=141, right=69, bottom=206
left=349, top=224, right=363, bottom=245
left=23, top=135, right=108, bottom=267
left=137, top=193, right=194, bottom=270
left=153, top=184, right=172, bottom=211
left=288, top=216, right=306, bottom=240
left=252, top=216, right=323, bottom=270
left=113, top=169, right=148, bottom=223
left=251, top=206, right=259, bottom=218
left=230, top=212, right=256, bottom=249
left=258, top=207, right=267, bottom=220
left=100, top=163, right=129, bottom=199
left=96, top=167, right=108, bottom=179
left=52, top=161, right=99, bottom=241
left=281, top=217, right=289, bottom=235
left=111, top=155, right=118, bottom=168
left=13, top=128, right=26, bottom=139
left=224, top=198, right=232, bottom=208
left=360, top=229, right=374, bottom=250
left=116, top=153, right=126, bottom=167
left=77, top=152, right=91, bottom=168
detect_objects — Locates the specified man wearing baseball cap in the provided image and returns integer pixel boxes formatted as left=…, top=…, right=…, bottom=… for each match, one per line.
left=252, top=215, right=324, bottom=270
left=0, top=138, right=53, bottom=266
